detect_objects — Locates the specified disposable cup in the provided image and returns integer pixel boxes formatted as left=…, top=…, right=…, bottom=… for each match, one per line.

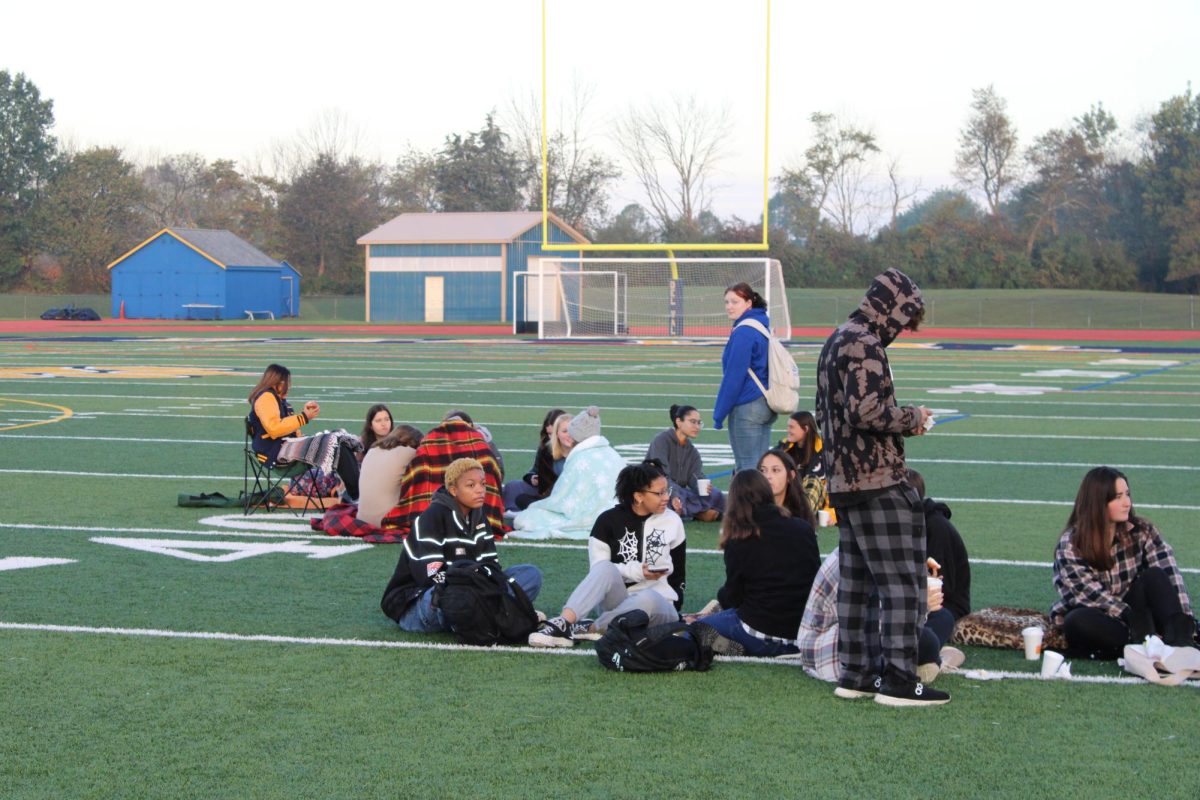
left=1041, top=649, right=1065, bottom=678
left=696, top=479, right=711, bottom=496
left=927, top=577, right=943, bottom=591
left=1021, top=626, right=1044, bottom=661
left=817, top=510, right=832, bottom=527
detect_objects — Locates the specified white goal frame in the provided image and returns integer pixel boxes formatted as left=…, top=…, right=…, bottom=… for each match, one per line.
left=513, top=257, right=790, bottom=340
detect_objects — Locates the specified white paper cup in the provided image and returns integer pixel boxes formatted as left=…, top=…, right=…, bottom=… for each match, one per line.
left=696, top=479, right=711, bottom=496
left=817, top=509, right=832, bottom=527
left=1040, top=649, right=1065, bottom=678
left=927, top=577, right=943, bottom=591
left=1021, top=626, right=1044, bottom=661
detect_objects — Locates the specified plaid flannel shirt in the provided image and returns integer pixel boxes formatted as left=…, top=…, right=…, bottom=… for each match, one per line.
left=1050, top=518, right=1193, bottom=628
left=797, top=551, right=841, bottom=682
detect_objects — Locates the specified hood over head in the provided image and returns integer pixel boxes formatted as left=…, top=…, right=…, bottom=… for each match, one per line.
left=854, top=268, right=923, bottom=346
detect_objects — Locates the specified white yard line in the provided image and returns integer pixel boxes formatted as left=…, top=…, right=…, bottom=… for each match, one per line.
left=0, top=621, right=1190, bottom=687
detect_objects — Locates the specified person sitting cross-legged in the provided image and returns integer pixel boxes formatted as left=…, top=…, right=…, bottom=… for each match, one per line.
left=691, top=468, right=820, bottom=657
left=380, top=458, right=542, bottom=633
left=528, top=461, right=686, bottom=647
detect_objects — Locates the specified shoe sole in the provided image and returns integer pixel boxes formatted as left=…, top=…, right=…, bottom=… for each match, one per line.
left=527, top=632, right=574, bottom=648
left=874, top=693, right=950, bottom=707
left=833, top=686, right=877, bottom=700
left=572, top=631, right=602, bottom=642
left=691, top=623, right=746, bottom=656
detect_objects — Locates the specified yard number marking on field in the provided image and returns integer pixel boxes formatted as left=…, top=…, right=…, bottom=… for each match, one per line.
left=0, top=397, right=73, bottom=432
left=90, top=537, right=372, bottom=562
left=927, top=383, right=1063, bottom=396
left=0, top=557, right=77, bottom=572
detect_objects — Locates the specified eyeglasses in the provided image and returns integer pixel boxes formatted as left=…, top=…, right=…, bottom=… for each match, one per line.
left=640, top=489, right=671, bottom=497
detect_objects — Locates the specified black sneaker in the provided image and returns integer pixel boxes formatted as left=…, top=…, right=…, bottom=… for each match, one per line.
left=833, top=675, right=882, bottom=700
left=528, top=616, right=574, bottom=648
left=874, top=680, right=950, bottom=707
left=690, top=622, right=746, bottom=656
left=570, top=618, right=601, bottom=641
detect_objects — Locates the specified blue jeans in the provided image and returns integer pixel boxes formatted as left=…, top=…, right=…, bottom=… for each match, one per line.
left=396, top=563, right=543, bottom=633
left=727, top=395, right=776, bottom=473
left=699, top=608, right=799, bottom=657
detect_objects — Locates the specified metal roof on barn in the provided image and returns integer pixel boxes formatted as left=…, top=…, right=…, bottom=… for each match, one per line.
left=108, top=228, right=282, bottom=270
left=356, top=211, right=589, bottom=245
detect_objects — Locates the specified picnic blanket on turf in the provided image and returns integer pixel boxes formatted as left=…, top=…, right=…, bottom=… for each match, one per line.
left=311, top=502, right=401, bottom=543
left=379, top=419, right=505, bottom=538
left=510, top=435, right=627, bottom=540
left=277, top=429, right=362, bottom=474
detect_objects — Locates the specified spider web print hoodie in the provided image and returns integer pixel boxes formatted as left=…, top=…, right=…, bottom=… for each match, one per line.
left=815, top=268, right=925, bottom=507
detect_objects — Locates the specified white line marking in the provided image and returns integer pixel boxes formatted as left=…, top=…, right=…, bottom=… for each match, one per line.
left=941, top=496, right=1200, bottom=511
left=0, top=621, right=595, bottom=657
left=91, top=537, right=372, bottom=562
left=0, top=522, right=319, bottom=541
left=956, top=668, right=1199, bottom=688
left=0, top=622, right=1189, bottom=687
left=0, top=557, right=77, bottom=572
left=910, top=458, right=1200, bottom=472
left=936, top=432, right=1200, bottom=443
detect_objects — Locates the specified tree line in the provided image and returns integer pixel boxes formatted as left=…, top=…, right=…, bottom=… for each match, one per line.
left=1, top=70, right=1197, bottom=294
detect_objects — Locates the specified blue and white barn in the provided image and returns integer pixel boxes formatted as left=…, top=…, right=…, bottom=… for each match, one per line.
left=108, top=228, right=300, bottom=320
left=357, top=211, right=587, bottom=322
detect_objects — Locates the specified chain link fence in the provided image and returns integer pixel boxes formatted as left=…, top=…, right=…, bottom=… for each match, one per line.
left=1, top=291, right=1196, bottom=329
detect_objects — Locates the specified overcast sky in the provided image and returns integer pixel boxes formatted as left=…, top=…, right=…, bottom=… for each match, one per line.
left=3, top=0, right=1196, bottom=223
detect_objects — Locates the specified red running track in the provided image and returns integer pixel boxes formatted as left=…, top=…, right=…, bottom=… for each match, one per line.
left=0, top=318, right=1197, bottom=342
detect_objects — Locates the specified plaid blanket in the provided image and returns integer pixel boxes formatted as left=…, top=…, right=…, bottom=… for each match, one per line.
left=311, top=502, right=402, bottom=544
left=380, top=419, right=505, bottom=537
left=277, top=429, right=362, bottom=474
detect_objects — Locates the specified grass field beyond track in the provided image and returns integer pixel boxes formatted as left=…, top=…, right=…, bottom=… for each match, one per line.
left=1, top=333, right=1198, bottom=799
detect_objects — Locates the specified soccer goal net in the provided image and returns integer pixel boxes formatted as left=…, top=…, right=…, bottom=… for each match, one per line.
left=513, top=258, right=790, bottom=340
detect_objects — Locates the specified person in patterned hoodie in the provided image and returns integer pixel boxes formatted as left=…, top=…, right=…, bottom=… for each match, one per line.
left=815, top=268, right=946, bottom=707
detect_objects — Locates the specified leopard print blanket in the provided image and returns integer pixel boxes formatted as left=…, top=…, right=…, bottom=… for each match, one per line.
left=950, top=606, right=1068, bottom=651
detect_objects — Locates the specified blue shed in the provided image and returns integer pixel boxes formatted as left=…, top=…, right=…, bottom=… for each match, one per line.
left=356, top=212, right=587, bottom=323
left=108, top=228, right=300, bottom=320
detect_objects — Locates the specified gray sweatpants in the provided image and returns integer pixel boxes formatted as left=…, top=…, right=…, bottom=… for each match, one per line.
left=564, top=561, right=678, bottom=632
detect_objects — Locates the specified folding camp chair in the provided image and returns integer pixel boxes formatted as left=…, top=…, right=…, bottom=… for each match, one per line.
left=243, top=416, right=323, bottom=515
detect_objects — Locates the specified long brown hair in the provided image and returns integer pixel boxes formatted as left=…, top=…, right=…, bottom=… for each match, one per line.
left=1066, top=466, right=1136, bottom=571
left=757, top=448, right=813, bottom=524
left=375, top=424, right=423, bottom=452
left=788, top=410, right=818, bottom=469
left=248, top=363, right=290, bottom=404
left=719, top=470, right=777, bottom=549
left=540, top=408, right=566, bottom=446
left=360, top=404, right=393, bottom=451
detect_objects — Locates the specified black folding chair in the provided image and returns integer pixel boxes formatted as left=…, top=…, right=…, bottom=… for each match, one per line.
left=243, top=416, right=323, bottom=515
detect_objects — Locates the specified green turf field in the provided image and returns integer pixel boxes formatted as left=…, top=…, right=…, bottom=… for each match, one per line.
left=1, top=334, right=1198, bottom=798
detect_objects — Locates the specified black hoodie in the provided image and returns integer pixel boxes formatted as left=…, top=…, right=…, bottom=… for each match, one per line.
left=923, top=497, right=971, bottom=620
left=380, top=487, right=499, bottom=621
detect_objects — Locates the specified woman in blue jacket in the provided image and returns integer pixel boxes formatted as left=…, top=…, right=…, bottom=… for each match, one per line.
left=713, top=282, right=776, bottom=472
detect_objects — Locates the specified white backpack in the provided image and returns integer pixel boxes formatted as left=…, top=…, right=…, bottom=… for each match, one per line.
left=736, top=318, right=799, bottom=414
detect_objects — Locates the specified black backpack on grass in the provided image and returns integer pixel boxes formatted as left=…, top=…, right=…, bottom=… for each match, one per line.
left=595, top=610, right=714, bottom=673
left=434, top=560, right=539, bottom=646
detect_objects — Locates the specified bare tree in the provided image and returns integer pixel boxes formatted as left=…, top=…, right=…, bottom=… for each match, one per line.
left=778, top=112, right=879, bottom=235
left=955, top=85, right=1020, bottom=215
left=611, top=95, right=732, bottom=236
left=506, top=79, right=620, bottom=235
left=139, top=153, right=208, bottom=226
left=886, top=156, right=921, bottom=230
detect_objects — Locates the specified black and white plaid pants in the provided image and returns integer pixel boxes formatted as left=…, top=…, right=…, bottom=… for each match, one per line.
left=836, top=483, right=927, bottom=686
